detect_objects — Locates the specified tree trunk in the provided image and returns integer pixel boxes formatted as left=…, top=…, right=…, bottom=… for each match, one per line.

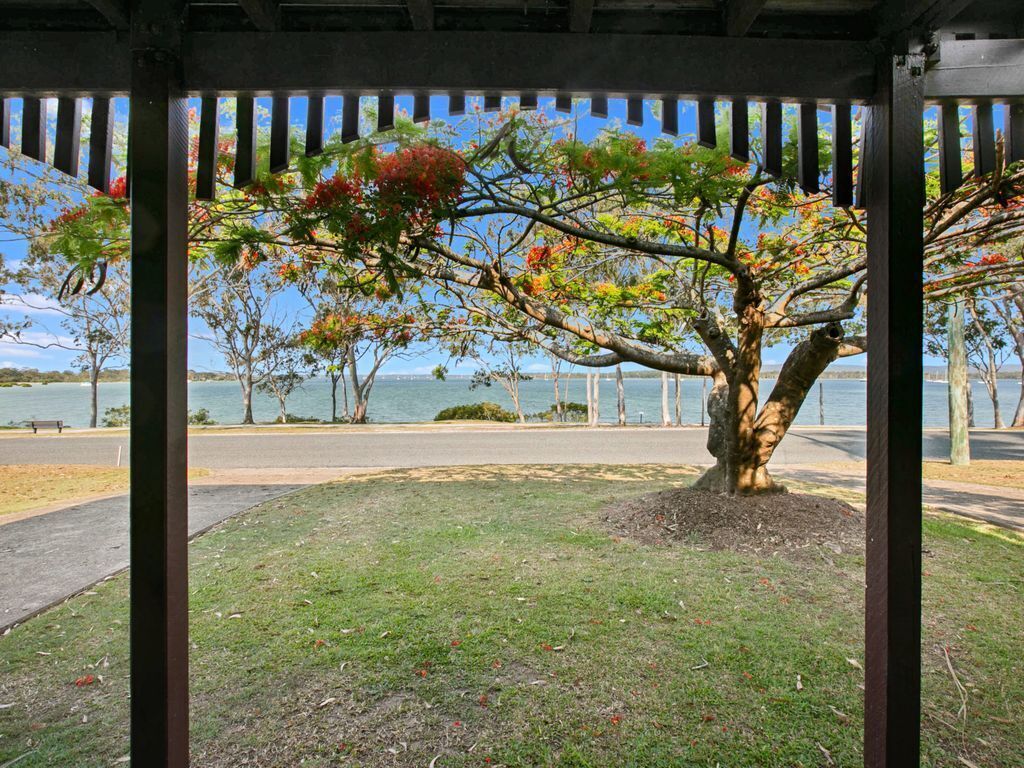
left=674, top=374, right=682, bottom=426
left=1014, top=376, right=1024, bottom=428
left=351, top=399, right=368, bottom=423
left=241, top=379, right=255, bottom=424
left=277, top=395, right=287, bottom=424
left=947, top=300, right=970, bottom=465
left=552, top=358, right=563, bottom=422
left=660, top=372, right=671, bottom=426
left=591, top=372, right=600, bottom=426
left=340, top=370, right=350, bottom=420
left=694, top=323, right=845, bottom=495
left=329, top=373, right=339, bottom=422
left=89, top=367, right=100, bottom=429
left=615, top=365, right=626, bottom=425
left=585, top=373, right=593, bottom=425
left=967, top=385, right=976, bottom=428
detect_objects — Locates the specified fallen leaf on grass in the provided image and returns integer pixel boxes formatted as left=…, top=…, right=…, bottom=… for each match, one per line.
left=958, top=758, right=982, bottom=768
left=796, top=674, right=804, bottom=692
left=428, top=755, right=442, bottom=768
left=846, top=658, right=863, bottom=671
left=318, top=698, right=337, bottom=708
left=829, top=705, right=850, bottom=724
left=817, top=743, right=834, bottom=766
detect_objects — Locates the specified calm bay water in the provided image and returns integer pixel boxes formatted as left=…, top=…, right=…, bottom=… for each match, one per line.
left=1, top=376, right=1019, bottom=429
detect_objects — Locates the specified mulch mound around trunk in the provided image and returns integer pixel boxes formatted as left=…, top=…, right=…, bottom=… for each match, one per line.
left=603, top=487, right=864, bottom=559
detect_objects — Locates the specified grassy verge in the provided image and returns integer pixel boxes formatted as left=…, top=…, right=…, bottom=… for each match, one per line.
left=0, top=465, right=210, bottom=518
left=0, top=465, right=1020, bottom=767
left=923, top=459, right=1024, bottom=490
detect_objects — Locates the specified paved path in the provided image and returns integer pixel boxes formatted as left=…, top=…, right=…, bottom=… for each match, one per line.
left=1, top=426, right=1021, bottom=468
left=777, top=466, right=1024, bottom=531
left=0, top=484, right=304, bottom=630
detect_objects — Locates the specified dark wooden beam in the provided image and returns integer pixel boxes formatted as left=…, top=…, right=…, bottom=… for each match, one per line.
left=21, top=97, right=46, bottom=162
left=238, top=0, right=279, bottom=32
left=1006, top=103, right=1024, bottom=164
left=342, top=93, right=359, bottom=142
left=234, top=96, right=256, bottom=188
left=971, top=103, right=996, bottom=177
left=555, top=95, right=571, bottom=113
left=863, top=51, right=925, bottom=768
left=627, top=97, right=643, bottom=126
left=937, top=102, right=962, bottom=194
left=569, top=0, right=594, bottom=33
left=196, top=96, right=219, bottom=200
left=797, top=102, right=819, bottom=194
left=762, top=100, right=782, bottom=177
left=831, top=103, right=853, bottom=207
left=54, top=97, right=82, bottom=178
left=730, top=98, right=749, bottom=162
left=875, top=0, right=974, bottom=39
left=661, top=97, right=678, bottom=136
left=0, top=98, right=10, bottom=148
left=448, top=92, right=465, bottom=115
left=377, top=90, right=395, bottom=132
left=304, top=96, right=324, bottom=156
left=484, top=94, right=501, bottom=112
left=697, top=97, right=716, bottom=148
left=413, top=92, right=430, bottom=123
left=407, top=0, right=434, bottom=31
left=84, top=0, right=129, bottom=29
left=926, top=39, right=1024, bottom=101
left=0, top=32, right=877, bottom=101
left=269, top=95, right=289, bottom=174
left=87, top=96, right=114, bottom=192
left=590, top=96, right=608, bottom=118
left=724, top=0, right=768, bottom=37
left=128, top=2, right=189, bottom=767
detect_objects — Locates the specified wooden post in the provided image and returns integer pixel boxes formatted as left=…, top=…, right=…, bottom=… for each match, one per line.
left=129, top=1, right=189, bottom=766
left=863, top=52, right=925, bottom=768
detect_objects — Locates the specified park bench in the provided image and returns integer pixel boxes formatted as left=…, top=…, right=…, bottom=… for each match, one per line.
left=29, top=420, right=64, bottom=434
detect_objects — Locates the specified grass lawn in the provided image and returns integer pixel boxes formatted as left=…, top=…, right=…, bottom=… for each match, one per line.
left=922, top=459, right=1024, bottom=490
left=0, top=465, right=1021, bottom=767
left=0, top=465, right=129, bottom=518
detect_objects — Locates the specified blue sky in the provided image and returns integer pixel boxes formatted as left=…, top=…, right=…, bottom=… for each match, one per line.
left=1, top=95, right=948, bottom=373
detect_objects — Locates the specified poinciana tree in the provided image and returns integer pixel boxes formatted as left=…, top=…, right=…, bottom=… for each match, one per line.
left=203, top=110, right=1022, bottom=493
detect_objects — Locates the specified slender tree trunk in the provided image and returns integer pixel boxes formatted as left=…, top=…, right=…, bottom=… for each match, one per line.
left=509, top=379, right=526, bottom=423
left=241, top=378, right=255, bottom=424
left=340, top=369, right=350, bottom=420
left=89, top=366, right=100, bottom=429
left=347, top=347, right=368, bottom=424
left=329, top=372, right=339, bottom=422
left=661, top=372, right=671, bottom=426
left=551, top=356, right=563, bottom=422
left=591, top=372, right=600, bottom=426
left=615, top=365, right=626, bottom=425
left=967, top=385, right=976, bottom=428
left=1014, top=375, right=1024, bottom=428
left=947, top=300, right=970, bottom=465
left=585, top=373, right=593, bottom=425
left=968, top=300, right=1006, bottom=429
left=674, top=374, right=682, bottom=426
left=277, top=395, right=287, bottom=424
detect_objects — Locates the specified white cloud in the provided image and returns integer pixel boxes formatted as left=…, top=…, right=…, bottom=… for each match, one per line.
left=0, top=293, right=65, bottom=316
left=525, top=362, right=550, bottom=373
left=0, top=343, right=44, bottom=359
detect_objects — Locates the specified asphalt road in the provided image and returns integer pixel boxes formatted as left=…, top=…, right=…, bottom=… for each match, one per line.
left=0, top=426, right=1020, bottom=468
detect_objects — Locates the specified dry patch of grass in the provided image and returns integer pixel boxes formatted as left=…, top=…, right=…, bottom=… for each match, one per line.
left=923, top=460, right=1024, bottom=490
left=0, top=465, right=129, bottom=517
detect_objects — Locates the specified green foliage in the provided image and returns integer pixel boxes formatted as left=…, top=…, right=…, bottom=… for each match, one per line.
left=532, top=401, right=589, bottom=422
left=187, top=408, right=216, bottom=426
left=434, top=402, right=516, bottom=422
left=101, top=404, right=130, bottom=427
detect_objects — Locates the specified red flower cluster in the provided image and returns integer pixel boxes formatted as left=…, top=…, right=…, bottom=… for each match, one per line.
left=107, top=176, right=128, bottom=200
left=52, top=206, right=87, bottom=229
left=526, top=245, right=554, bottom=272
left=303, top=174, right=362, bottom=211
left=978, top=253, right=1009, bottom=266
left=375, top=144, right=465, bottom=220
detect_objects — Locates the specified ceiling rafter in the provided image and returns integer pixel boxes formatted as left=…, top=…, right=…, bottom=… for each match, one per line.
left=83, top=0, right=129, bottom=30
left=875, top=0, right=976, bottom=39
left=724, top=0, right=769, bottom=37
left=407, top=0, right=434, bottom=31
left=569, top=0, right=594, bottom=33
left=238, top=0, right=280, bottom=32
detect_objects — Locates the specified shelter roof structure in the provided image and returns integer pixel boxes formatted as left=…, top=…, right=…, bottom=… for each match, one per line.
left=1, top=2, right=1022, bottom=766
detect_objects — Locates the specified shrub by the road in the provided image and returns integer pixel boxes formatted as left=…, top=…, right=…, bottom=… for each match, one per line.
left=434, top=402, right=515, bottom=422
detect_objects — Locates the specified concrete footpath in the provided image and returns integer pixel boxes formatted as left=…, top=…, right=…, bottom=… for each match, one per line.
left=0, top=482, right=306, bottom=630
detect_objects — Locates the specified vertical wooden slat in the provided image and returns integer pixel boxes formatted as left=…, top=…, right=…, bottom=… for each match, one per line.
left=129, top=4, right=190, bottom=767
left=937, top=103, right=962, bottom=195
left=555, top=95, right=571, bottom=113
left=234, top=95, right=256, bottom=188
left=483, top=94, right=501, bottom=112
left=626, top=97, right=643, bottom=126
left=377, top=91, right=395, bottom=133
left=697, top=98, right=716, bottom=148
left=305, top=96, right=324, bottom=157
left=863, top=51, right=925, bottom=768
left=269, top=95, right=290, bottom=174
left=0, top=97, right=10, bottom=148
left=448, top=92, right=466, bottom=116
left=413, top=93, right=430, bottom=123
left=855, top=106, right=871, bottom=209
left=342, top=93, right=360, bottom=143
left=797, top=102, right=819, bottom=194
left=971, top=103, right=995, bottom=177
left=831, top=103, right=853, bottom=207
left=21, top=96, right=46, bottom=162
left=519, top=93, right=538, bottom=111
left=1005, top=103, right=1024, bottom=164
left=196, top=96, right=219, bottom=200
left=661, top=97, right=678, bottom=136
left=590, top=95, right=608, bottom=118
left=88, top=96, right=115, bottom=192
left=730, top=98, right=749, bottom=162
left=54, top=97, right=82, bottom=177
left=762, top=100, right=783, bottom=177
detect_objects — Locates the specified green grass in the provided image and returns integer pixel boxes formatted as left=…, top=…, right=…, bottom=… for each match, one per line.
left=0, top=465, right=1021, bottom=767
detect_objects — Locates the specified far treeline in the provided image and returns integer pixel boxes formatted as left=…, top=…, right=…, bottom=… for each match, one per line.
left=2, top=102, right=1022, bottom=493
left=0, top=368, right=236, bottom=384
